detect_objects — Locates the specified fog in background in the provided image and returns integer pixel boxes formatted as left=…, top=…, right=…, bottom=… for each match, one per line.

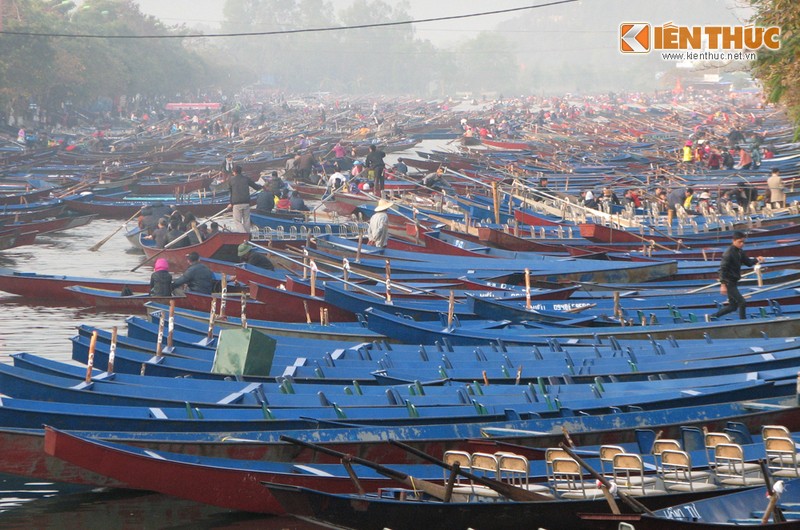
left=133, top=0, right=753, bottom=96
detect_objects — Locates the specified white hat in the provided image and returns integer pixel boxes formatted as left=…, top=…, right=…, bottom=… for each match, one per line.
left=699, top=192, right=710, bottom=199
left=374, top=198, right=394, bottom=212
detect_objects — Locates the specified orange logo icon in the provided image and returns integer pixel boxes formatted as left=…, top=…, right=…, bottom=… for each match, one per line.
left=620, top=23, right=650, bottom=53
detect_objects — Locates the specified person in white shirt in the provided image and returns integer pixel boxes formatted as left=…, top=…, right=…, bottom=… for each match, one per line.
left=328, top=171, right=347, bottom=190
left=367, top=199, right=393, bottom=248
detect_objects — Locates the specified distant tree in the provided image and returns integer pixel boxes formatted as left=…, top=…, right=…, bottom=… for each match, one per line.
left=0, top=0, right=212, bottom=122
left=749, top=0, right=800, bottom=136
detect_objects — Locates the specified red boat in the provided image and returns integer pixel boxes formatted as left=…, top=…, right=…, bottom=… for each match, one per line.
left=0, top=214, right=96, bottom=236
left=480, top=138, right=531, bottom=150
left=43, top=427, right=400, bottom=515
left=131, top=173, right=216, bottom=196
left=63, top=193, right=236, bottom=219
left=63, top=286, right=184, bottom=311
left=0, top=188, right=54, bottom=206
left=0, top=268, right=149, bottom=301
left=477, top=227, right=570, bottom=253
left=0, top=229, right=37, bottom=250
left=177, top=280, right=354, bottom=323
left=325, top=191, right=376, bottom=216
left=140, top=231, right=248, bottom=272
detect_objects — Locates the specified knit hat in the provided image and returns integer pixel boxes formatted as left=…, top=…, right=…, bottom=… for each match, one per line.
left=237, top=242, right=253, bottom=257
left=154, top=258, right=169, bottom=272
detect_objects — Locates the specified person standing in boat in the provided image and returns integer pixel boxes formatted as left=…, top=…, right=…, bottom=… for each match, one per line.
left=364, top=144, right=386, bottom=195
left=296, top=149, right=316, bottom=183
left=149, top=258, right=173, bottom=296
left=220, top=154, right=235, bottom=181
left=710, top=231, right=764, bottom=321
left=767, top=168, right=785, bottom=208
left=172, top=252, right=214, bottom=294
left=228, top=165, right=261, bottom=234
left=666, top=187, right=692, bottom=226
left=367, top=199, right=393, bottom=248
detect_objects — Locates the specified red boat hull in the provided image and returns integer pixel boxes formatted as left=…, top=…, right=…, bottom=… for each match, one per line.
left=140, top=232, right=248, bottom=272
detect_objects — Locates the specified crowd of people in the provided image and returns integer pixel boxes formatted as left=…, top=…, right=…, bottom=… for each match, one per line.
left=139, top=205, right=220, bottom=250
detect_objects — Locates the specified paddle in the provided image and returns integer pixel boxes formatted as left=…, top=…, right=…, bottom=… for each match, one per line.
left=88, top=208, right=143, bottom=252
left=280, top=435, right=452, bottom=501
left=252, top=242, right=455, bottom=301
left=389, top=440, right=553, bottom=502
left=759, top=459, right=786, bottom=524
left=248, top=242, right=383, bottom=299
left=685, top=267, right=766, bottom=295
left=130, top=205, right=231, bottom=272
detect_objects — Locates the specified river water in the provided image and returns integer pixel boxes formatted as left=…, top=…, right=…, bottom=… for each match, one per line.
left=0, top=217, right=334, bottom=528
left=0, top=140, right=457, bottom=528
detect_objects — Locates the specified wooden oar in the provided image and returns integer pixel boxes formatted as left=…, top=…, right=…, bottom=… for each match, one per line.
left=88, top=208, right=143, bottom=252
left=389, top=440, right=553, bottom=502
left=130, top=205, right=231, bottom=272
left=685, top=267, right=765, bottom=294
left=760, top=459, right=786, bottom=524
left=254, top=242, right=454, bottom=301
left=280, top=435, right=452, bottom=501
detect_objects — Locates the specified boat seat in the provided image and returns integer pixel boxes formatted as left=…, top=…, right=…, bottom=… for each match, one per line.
left=496, top=453, right=554, bottom=497
left=611, top=453, right=664, bottom=496
left=468, top=452, right=503, bottom=498
left=599, top=445, right=628, bottom=480
left=763, top=425, right=791, bottom=441
left=651, top=438, right=682, bottom=472
left=442, top=450, right=477, bottom=498
left=714, top=443, right=764, bottom=486
left=551, top=457, right=606, bottom=499
left=764, top=436, right=800, bottom=478
left=660, top=450, right=717, bottom=492
left=704, top=431, right=733, bottom=470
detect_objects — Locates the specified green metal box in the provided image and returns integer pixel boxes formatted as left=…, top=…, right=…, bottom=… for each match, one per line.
left=211, top=328, right=276, bottom=376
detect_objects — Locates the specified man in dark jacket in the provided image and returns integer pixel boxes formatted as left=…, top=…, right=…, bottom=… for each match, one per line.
left=172, top=252, right=214, bottom=294
left=255, top=187, right=275, bottom=214
left=364, top=144, right=386, bottom=194
left=228, top=165, right=261, bottom=233
left=710, top=231, right=764, bottom=320
left=220, top=154, right=235, bottom=179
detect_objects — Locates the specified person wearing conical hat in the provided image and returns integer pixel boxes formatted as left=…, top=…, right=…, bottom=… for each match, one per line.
left=367, top=199, right=393, bottom=248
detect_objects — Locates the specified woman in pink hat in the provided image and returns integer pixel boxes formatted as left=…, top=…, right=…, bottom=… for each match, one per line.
left=149, top=258, right=173, bottom=296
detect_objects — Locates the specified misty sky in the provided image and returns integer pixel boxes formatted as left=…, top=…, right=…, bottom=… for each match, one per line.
left=134, top=1, right=555, bottom=45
